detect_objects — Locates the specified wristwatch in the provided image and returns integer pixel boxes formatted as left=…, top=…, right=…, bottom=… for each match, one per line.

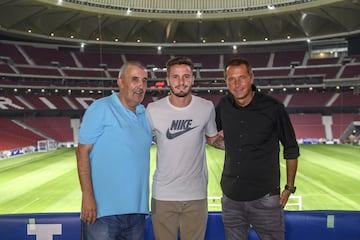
left=284, top=184, right=296, bottom=193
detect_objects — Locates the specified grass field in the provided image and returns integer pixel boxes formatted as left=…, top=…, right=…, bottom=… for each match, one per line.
left=0, top=144, right=359, bottom=214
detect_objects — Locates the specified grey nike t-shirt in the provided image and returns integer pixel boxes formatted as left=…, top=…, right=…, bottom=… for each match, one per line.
left=146, top=95, right=218, bottom=201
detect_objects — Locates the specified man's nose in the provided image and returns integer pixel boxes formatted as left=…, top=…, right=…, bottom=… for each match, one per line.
left=234, top=78, right=242, bottom=86
left=138, top=79, right=147, bottom=88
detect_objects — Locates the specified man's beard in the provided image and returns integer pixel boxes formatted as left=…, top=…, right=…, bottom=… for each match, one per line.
left=169, top=85, right=191, bottom=97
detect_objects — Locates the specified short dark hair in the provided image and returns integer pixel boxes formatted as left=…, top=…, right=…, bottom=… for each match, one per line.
left=224, top=58, right=253, bottom=79
left=166, top=57, right=194, bottom=75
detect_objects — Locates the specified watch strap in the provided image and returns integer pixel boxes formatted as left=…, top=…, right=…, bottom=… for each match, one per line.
left=285, top=184, right=296, bottom=193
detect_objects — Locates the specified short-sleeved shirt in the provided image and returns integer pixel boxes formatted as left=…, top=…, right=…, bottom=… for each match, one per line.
left=146, top=95, right=218, bottom=201
left=78, top=92, right=152, bottom=217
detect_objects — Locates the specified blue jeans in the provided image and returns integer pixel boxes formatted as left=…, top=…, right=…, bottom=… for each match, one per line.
left=81, top=214, right=146, bottom=240
left=222, top=193, right=284, bottom=240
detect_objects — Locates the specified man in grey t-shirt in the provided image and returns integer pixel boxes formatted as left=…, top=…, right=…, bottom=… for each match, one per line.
left=146, top=57, right=224, bottom=240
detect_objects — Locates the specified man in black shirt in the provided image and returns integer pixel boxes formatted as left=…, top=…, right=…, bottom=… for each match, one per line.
left=215, top=58, right=300, bottom=240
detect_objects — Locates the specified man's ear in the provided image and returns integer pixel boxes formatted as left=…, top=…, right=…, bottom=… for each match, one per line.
left=117, top=78, right=122, bottom=88
left=250, top=74, right=254, bottom=84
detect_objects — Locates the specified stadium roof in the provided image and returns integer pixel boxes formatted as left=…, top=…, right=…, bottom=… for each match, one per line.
left=0, top=0, right=359, bottom=53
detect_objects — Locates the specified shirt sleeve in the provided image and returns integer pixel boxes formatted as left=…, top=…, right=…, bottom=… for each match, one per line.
left=276, top=104, right=300, bottom=160
left=145, top=104, right=157, bottom=143
left=206, top=103, right=219, bottom=137
left=215, top=101, right=223, bottom=132
left=78, top=101, right=105, bottom=144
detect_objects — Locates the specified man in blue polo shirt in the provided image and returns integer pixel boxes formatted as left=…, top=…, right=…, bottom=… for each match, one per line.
left=76, top=61, right=152, bottom=240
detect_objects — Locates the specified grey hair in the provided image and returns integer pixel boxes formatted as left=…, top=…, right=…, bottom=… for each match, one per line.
left=118, top=61, right=147, bottom=79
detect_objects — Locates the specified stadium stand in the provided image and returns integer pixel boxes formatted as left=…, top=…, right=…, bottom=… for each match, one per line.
left=341, top=64, right=360, bottom=78
left=0, top=41, right=358, bottom=84
left=20, top=117, right=74, bottom=143
left=1, top=90, right=359, bottom=151
left=253, top=68, right=291, bottom=78
left=224, top=52, right=271, bottom=68
left=125, top=53, right=171, bottom=68
left=1, top=39, right=359, bottom=150
left=293, top=65, right=340, bottom=79
left=287, top=92, right=335, bottom=107
left=61, top=68, right=108, bottom=78
left=272, top=50, right=306, bottom=67
left=197, top=70, right=223, bottom=79
left=175, top=53, right=222, bottom=68
left=266, top=92, right=288, bottom=103
left=20, top=45, right=77, bottom=67
left=16, top=66, right=62, bottom=77
left=332, top=92, right=360, bottom=107
left=2, top=90, right=358, bottom=111
left=290, top=114, right=326, bottom=139
left=306, top=57, right=340, bottom=65
left=0, top=95, right=28, bottom=110
left=0, top=2, right=359, bottom=240
left=0, top=118, right=45, bottom=151
left=0, top=63, right=15, bottom=74
left=332, top=113, right=360, bottom=139
left=73, top=51, right=123, bottom=68
left=0, top=42, right=28, bottom=64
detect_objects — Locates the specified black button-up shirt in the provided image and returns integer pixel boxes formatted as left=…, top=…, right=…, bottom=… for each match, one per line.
left=215, top=91, right=300, bottom=201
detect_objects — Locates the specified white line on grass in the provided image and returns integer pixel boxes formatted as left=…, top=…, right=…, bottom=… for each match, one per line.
left=296, top=171, right=360, bottom=209
left=14, top=198, right=40, bottom=213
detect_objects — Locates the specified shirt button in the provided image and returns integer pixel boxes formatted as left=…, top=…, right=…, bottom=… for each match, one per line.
left=239, top=134, right=243, bottom=138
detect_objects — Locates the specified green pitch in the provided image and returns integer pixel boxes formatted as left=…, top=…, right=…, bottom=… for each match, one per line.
left=0, top=144, right=359, bottom=214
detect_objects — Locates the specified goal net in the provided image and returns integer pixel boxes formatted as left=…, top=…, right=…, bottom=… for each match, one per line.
left=37, top=139, right=58, bottom=152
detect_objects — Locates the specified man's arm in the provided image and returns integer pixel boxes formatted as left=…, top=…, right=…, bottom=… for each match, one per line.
left=76, top=143, right=97, bottom=224
left=280, top=159, right=298, bottom=208
left=206, top=133, right=225, bottom=150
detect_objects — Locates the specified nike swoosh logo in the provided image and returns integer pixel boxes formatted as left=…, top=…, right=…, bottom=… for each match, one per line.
left=166, top=126, right=198, bottom=139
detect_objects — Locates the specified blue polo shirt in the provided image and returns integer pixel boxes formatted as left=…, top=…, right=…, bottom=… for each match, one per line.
left=78, top=92, right=152, bottom=217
